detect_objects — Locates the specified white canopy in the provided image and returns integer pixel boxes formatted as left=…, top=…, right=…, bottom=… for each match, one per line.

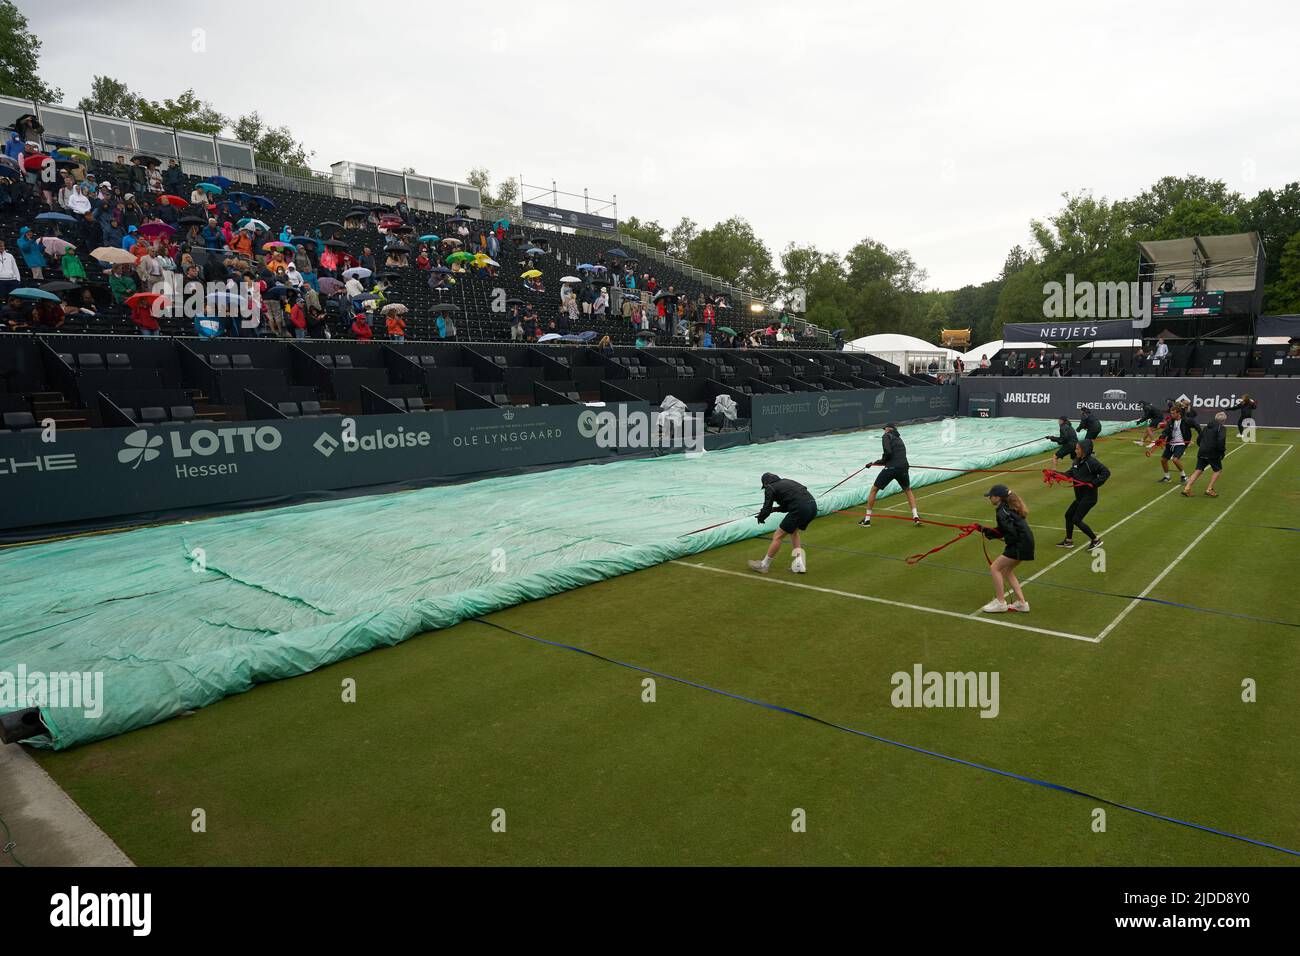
left=845, top=332, right=959, bottom=359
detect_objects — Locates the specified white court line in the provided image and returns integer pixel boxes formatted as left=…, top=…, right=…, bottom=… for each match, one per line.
left=884, top=453, right=1059, bottom=511
left=972, top=442, right=1254, bottom=615
left=671, top=560, right=1099, bottom=643
left=1095, top=445, right=1293, bottom=642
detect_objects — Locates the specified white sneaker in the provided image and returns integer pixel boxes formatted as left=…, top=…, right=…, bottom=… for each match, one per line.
left=1011, top=600, right=1030, bottom=613
left=981, top=599, right=1010, bottom=613
left=746, top=560, right=769, bottom=574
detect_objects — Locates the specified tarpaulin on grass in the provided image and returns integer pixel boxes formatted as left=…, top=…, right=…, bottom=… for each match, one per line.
left=0, top=417, right=1125, bottom=748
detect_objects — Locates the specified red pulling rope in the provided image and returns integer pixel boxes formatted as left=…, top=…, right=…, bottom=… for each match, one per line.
left=905, top=464, right=1094, bottom=488
left=832, top=511, right=991, bottom=565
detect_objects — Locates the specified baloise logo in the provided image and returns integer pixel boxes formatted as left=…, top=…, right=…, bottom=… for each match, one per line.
left=117, top=430, right=164, bottom=469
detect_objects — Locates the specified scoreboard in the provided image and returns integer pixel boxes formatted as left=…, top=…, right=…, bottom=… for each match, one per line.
left=1152, top=291, right=1224, bottom=317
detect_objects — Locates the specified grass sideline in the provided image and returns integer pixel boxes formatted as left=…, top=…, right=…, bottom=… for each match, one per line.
left=28, top=426, right=1300, bottom=866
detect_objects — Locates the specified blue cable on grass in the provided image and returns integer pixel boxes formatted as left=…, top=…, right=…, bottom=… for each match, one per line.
left=471, top=617, right=1300, bottom=859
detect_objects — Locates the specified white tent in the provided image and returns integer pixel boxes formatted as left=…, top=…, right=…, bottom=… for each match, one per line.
left=845, top=332, right=960, bottom=358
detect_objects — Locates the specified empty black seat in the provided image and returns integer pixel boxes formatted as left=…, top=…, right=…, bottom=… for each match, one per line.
left=78, top=353, right=104, bottom=370
left=231, top=354, right=252, bottom=369
left=317, top=354, right=335, bottom=367
left=139, top=407, right=167, bottom=425
left=57, top=352, right=73, bottom=366
left=418, top=355, right=437, bottom=367
left=106, top=353, right=131, bottom=369
left=334, top=355, right=353, bottom=368
left=3, top=411, right=38, bottom=431
left=405, top=397, right=426, bottom=411
left=277, top=402, right=301, bottom=418
left=208, top=354, right=231, bottom=368
left=300, top=400, right=322, bottom=416
left=170, top=405, right=196, bottom=422
left=492, top=393, right=508, bottom=405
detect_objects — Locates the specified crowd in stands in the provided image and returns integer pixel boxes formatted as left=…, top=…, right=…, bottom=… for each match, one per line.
left=2, top=119, right=813, bottom=350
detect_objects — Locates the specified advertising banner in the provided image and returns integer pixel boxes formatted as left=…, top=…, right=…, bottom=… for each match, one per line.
left=956, top=376, right=1299, bottom=425
left=751, top=386, right=958, bottom=440
left=521, top=202, right=617, bottom=234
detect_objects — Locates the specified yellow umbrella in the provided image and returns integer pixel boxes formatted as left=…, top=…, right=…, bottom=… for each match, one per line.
left=521, top=269, right=542, bottom=279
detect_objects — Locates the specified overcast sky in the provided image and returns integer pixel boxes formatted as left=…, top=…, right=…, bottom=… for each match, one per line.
left=24, top=0, right=1300, bottom=289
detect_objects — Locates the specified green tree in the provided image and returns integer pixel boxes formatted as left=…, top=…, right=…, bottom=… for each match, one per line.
left=667, top=217, right=698, bottom=258
left=135, top=90, right=226, bottom=135
left=1264, top=230, right=1300, bottom=314
left=1241, top=183, right=1300, bottom=283
left=0, top=0, right=60, bottom=102
left=619, top=216, right=668, bottom=252
left=687, top=217, right=777, bottom=295
left=232, top=111, right=313, bottom=170
left=465, top=168, right=518, bottom=207
left=1030, top=191, right=1133, bottom=283
left=78, top=75, right=140, bottom=116
left=1126, top=175, right=1244, bottom=236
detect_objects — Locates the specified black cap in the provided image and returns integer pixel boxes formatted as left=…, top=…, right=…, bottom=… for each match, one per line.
left=761, top=472, right=779, bottom=487
left=984, top=483, right=1010, bottom=498
left=1058, top=414, right=1068, bottom=422
left=883, top=422, right=898, bottom=431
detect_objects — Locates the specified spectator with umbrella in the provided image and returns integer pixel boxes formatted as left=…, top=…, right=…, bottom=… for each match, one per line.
left=17, top=227, right=47, bottom=280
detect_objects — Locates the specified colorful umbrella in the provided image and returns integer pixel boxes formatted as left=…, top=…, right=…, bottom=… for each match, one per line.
left=10, top=287, right=61, bottom=302
left=125, top=292, right=164, bottom=308
left=137, top=222, right=176, bottom=238
left=54, top=146, right=92, bottom=161
left=236, top=218, right=269, bottom=232
left=318, top=277, right=346, bottom=294
left=521, top=269, right=543, bottom=279
left=158, top=194, right=188, bottom=208
left=418, top=234, right=439, bottom=243
left=196, top=182, right=224, bottom=194
left=203, top=176, right=234, bottom=189
left=21, top=154, right=50, bottom=172
left=90, top=247, right=138, bottom=265
left=343, top=267, right=372, bottom=280
left=445, top=252, right=474, bottom=264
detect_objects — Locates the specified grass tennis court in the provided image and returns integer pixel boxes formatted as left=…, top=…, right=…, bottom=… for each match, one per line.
left=28, top=424, right=1300, bottom=866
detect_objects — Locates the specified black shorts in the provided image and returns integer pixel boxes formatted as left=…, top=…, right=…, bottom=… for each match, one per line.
left=779, top=501, right=817, bottom=534
left=874, top=466, right=910, bottom=491
left=1196, top=454, right=1223, bottom=473
left=1162, top=443, right=1186, bottom=460
left=1002, top=543, right=1035, bottom=562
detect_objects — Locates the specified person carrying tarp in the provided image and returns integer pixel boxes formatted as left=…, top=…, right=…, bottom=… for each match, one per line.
left=1058, top=438, right=1109, bottom=551
left=748, top=473, right=817, bottom=574
left=859, top=423, right=922, bottom=528
left=1045, top=415, right=1078, bottom=470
